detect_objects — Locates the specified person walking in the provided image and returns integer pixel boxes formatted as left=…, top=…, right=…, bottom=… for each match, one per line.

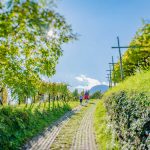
left=79, top=95, right=83, bottom=105
left=84, top=91, right=89, bottom=103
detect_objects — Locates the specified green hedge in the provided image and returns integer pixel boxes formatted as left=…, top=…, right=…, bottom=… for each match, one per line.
left=104, top=71, right=150, bottom=149
left=0, top=103, right=72, bottom=150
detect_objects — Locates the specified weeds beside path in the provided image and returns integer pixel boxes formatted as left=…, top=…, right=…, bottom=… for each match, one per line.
left=23, top=104, right=82, bottom=150
left=51, top=100, right=98, bottom=150
left=24, top=100, right=98, bottom=150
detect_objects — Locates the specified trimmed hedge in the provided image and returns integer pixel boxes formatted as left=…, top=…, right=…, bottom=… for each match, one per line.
left=103, top=71, right=150, bottom=149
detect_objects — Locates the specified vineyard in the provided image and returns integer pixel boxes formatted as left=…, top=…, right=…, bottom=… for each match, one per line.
left=0, top=0, right=150, bottom=150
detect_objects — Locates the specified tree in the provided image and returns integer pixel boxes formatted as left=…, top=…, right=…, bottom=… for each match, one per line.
left=80, top=90, right=85, bottom=96
left=72, top=89, right=79, bottom=100
left=90, top=91, right=102, bottom=99
left=0, top=0, right=76, bottom=102
left=112, top=23, right=150, bottom=83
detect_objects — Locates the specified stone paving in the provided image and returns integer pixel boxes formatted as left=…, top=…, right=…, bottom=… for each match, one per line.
left=23, top=102, right=97, bottom=150
left=70, top=103, right=97, bottom=150
left=23, top=106, right=82, bottom=150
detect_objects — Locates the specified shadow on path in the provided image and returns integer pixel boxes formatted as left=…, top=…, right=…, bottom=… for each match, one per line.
left=23, top=105, right=82, bottom=150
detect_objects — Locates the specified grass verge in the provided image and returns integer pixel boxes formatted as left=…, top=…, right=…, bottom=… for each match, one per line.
left=94, top=100, right=119, bottom=150
left=0, top=101, right=78, bottom=150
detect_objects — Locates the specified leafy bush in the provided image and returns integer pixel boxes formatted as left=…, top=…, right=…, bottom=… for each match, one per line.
left=104, top=71, right=150, bottom=149
left=0, top=103, right=74, bottom=150
left=90, top=91, right=102, bottom=99
left=105, top=91, right=150, bottom=149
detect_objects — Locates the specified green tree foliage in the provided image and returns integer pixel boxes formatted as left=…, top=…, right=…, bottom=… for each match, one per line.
left=27, top=81, right=70, bottom=105
left=72, top=89, right=79, bottom=100
left=90, top=91, right=102, bottom=99
left=112, top=23, right=150, bottom=83
left=80, top=90, right=84, bottom=96
left=0, top=0, right=76, bottom=100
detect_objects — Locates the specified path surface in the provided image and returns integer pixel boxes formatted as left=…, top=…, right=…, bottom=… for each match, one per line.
left=23, top=102, right=97, bottom=150
left=71, top=103, right=97, bottom=150
left=23, top=106, right=82, bottom=150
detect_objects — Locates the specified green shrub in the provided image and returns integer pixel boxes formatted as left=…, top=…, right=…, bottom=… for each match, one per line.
left=103, top=71, right=150, bottom=149
left=90, top=91, right=102, bottom=99
left=0, top=103, right=73, bottom=150
left=104, top=91, right=150, bottom=149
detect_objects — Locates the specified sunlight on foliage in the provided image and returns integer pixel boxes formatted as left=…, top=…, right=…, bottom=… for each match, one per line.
left=104, top=70, right=150, bottom=149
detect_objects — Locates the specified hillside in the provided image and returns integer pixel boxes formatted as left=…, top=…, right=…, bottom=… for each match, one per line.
left=90, top=85, right=108, bottom=94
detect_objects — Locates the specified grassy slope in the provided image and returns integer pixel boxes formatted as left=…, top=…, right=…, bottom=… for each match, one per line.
left=94, top=70, right=150, bottom=149
left=94, top=100, right=119, bottom=150
left=106, top=70, right=150, bottom=94
left=0, top=101, right=79, bottom=150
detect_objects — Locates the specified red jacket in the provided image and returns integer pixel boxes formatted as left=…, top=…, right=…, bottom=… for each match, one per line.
left=84, top=95, right=89, bottom=99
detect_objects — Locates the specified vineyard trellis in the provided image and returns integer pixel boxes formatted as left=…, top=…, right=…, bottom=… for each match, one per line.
left=0, top=81, right=73, bottom=110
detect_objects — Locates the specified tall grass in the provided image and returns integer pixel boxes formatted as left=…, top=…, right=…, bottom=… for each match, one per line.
left=106, top=70, right=150, bottom=94
left=94, top=100, right=120, bottom=150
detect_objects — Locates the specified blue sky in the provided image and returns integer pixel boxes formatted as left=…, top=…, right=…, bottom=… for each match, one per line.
left=50, top=0, right=150, bottom=91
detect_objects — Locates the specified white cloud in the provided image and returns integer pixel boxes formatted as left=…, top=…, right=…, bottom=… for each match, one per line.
left=75, top=76, right=84, bottom=82
left=75, top=74, right=108, bottom=90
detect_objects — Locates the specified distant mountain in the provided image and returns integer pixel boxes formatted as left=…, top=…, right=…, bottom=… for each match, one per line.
left=90, top=85, right=108, bottom=94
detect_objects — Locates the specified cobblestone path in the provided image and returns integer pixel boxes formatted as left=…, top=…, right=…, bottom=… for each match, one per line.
left=70, top=103, right=97, bottom=150
left=23, top=102, right=97, bottom=150
left=23, top=106, right=82, bottom=150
